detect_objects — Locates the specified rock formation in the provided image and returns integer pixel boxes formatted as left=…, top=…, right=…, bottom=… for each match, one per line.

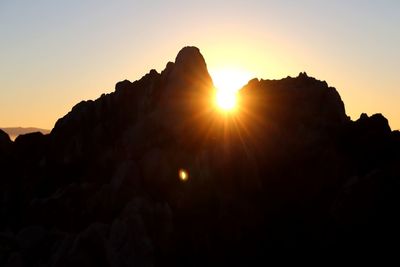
left=0, top=46, right=399, bottom=266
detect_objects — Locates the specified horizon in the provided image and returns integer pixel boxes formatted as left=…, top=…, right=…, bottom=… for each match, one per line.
left=1, top=1, right=399, bottom=130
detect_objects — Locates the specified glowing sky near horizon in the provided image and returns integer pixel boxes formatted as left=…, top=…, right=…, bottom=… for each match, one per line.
left=0, top=0, right=399, bottom=130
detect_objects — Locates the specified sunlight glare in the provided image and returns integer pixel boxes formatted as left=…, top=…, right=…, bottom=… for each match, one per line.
left=216, top=90, right=236, bottom=110
left=210, top=68, right=253, bottom=111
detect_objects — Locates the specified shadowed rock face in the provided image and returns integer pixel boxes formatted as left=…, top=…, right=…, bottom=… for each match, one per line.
left=1, top=47, right=400, bottom=266
left=0, top=129, right=11, bottom=151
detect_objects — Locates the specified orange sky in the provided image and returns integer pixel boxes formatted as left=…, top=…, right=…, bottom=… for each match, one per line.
left=0, top=1, right=399, bottom=130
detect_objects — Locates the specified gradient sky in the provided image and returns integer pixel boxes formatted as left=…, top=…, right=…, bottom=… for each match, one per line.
left=1, top=0, right=399, bottom=130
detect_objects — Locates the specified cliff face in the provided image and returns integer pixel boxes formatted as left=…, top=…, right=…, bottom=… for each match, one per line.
left=1, top=47, right=399, bottom=266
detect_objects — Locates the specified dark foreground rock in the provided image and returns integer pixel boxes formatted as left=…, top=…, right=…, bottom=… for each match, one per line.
left=0, top=47, right=399, bottom=266
left=0, top=129, right=12, bottom=153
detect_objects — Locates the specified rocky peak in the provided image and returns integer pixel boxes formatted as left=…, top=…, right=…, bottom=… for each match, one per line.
left=161, top=46, right=213, bottom=97
left=174, top=46, right=208, bottom=72
left=156, top=47, right=214, bottom=126
left=355, top=113, right=391, bottom=136
left=240, top=74, right=348, bottom=130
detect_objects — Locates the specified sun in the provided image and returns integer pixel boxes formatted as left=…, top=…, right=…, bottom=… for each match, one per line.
left=210, top=68, right=253, bottom=111
left=216, top=89, right=236, bottom=110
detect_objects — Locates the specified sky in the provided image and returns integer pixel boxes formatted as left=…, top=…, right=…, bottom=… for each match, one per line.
left=0, top=0, right=399, bottom=130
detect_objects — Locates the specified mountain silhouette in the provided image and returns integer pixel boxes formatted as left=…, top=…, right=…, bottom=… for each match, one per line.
left=0, top=127, right=50, bottom=141
left=0, top=46, right=399, bottom=266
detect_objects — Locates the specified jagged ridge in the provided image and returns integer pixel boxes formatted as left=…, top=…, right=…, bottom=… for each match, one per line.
left=0, top=47, right=399, bottom=266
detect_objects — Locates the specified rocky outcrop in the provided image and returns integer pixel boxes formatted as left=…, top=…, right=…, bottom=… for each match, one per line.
left=240, top=72, right=348, bottom=130
left=0, top=47, right=399, bottom=266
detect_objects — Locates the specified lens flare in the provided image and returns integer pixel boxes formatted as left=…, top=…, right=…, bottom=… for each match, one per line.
left=179, top=169, right=189, bottom=181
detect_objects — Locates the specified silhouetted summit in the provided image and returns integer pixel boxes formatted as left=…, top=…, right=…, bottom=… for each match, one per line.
left=1, top=47, right=399, bottom=266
